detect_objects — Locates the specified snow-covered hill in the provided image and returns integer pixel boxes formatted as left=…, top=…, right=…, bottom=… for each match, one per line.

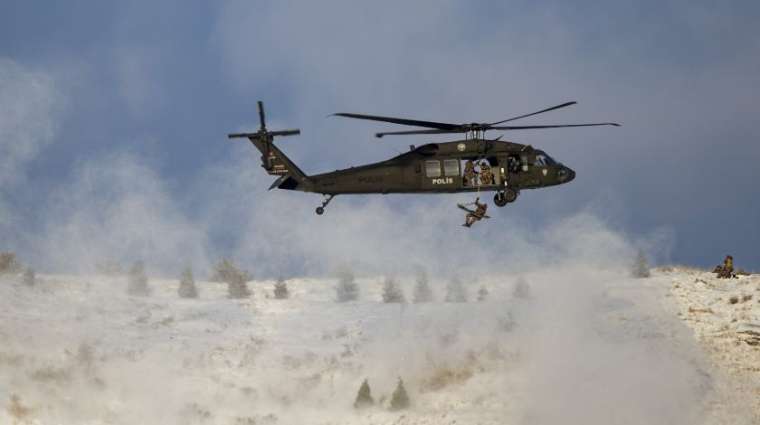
left=661, top=267, right=760, bottom=423
left=0, top=267, right=757, bottom=424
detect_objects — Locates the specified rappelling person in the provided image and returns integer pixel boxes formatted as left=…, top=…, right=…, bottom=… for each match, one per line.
left=462, top=197, right=488, bottom=227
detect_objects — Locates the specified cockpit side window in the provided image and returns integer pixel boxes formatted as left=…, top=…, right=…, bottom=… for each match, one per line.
left=534, top=152, right=556, bottom=166
left=534, top=153, right=557, bottom=167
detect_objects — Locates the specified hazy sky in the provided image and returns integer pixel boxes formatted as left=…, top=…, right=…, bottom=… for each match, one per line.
left=1, top=1, right=759, bottom=272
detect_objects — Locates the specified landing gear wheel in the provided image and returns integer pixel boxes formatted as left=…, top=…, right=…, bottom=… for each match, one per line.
left=494, top=192, right=508, bottom=207
left=315, top=207, right=325, bottom=215
left=504, top=188, right=518, bottom=203
left=494, top=188, right=518, bottom=207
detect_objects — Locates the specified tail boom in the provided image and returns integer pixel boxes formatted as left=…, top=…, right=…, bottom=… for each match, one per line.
left=228, top=101, right=314, bottom=191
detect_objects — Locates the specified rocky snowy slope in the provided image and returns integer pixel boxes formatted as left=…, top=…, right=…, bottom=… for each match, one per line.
left=0, top=267, right=757, bottom=425
left=661, top=267, right=760, bottom=423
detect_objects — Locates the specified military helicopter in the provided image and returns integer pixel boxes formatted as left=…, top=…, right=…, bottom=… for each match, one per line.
left=228, top=101, right=619, bottom=215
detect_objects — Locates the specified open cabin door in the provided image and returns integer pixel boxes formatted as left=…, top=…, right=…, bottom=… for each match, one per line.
left=459, top=156, right=503, bottom=190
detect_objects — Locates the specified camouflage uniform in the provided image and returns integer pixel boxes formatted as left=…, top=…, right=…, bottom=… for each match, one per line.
left=464, top=198, right=488, bottom=227
left=479, top=162, right=494, bottom=185
left=463, top=160, right=477, bottom=186
left=716, top=255, right=736, bottom=279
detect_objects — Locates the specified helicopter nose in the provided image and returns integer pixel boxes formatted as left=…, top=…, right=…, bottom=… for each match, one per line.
left=566, top=167, right=575, bottom=182
left=557, top=166, right=575, bottom=183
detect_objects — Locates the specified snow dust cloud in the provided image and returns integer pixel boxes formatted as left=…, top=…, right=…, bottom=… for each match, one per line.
left=2, top=147, right=730, bottom=423
left=0, top=59, right=738, bottom=425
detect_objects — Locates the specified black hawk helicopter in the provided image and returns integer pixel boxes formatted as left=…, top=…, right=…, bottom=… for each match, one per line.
left=228, top=101, right=619, bottom=215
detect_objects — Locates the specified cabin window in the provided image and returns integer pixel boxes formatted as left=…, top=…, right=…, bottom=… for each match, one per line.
left=425, top=160, right=441, bottom=177
left=443, top=159, right=459, bottom=177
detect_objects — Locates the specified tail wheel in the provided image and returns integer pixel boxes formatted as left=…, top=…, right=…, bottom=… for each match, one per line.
left=315, top=194, right=334, bottom=215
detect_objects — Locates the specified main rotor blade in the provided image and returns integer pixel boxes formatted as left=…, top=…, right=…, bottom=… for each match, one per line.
left=489, top=101, right=577, bottom=125
left=491, top=122, right=620, bottom=130
left=375, top=129, right=462, bottom=138
left=333, top=112, right=460, bottom=130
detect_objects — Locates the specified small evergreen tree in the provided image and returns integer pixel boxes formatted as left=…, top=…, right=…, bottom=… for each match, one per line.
left=273, top=277, right=289, bottom=300
left=210, top=258, right=251, bottom=283
left=631, top=249, right=651, bottom=278
left=444, top=276, right=467, bottom=303
left=22, top=267, right=36, bottom=287
left=335, top=268, right=359, bottom=302
left=389, top=377, right=410, bottom=410
left=127, top=261, right=150, bottom=296
left=513, top=276, right=531, bottom=300
left=353, top=379, right=374, bottom=409
left=477, top=285, right=489, bottom=302
left=412, top=269, right=433, bottom=303
left=178, top=267, right=198, bottom=299
left=381, top=276, right=405, bottom=303
left=0, top=252, right=21, bottom=274
left=227, top=271, right=251, bottom=299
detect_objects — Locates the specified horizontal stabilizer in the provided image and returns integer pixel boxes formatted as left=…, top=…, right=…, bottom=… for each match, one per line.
left=228, top=129, right=300, bottom=139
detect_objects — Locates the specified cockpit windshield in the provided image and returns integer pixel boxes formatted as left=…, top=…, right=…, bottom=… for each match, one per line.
left=534, top=151, right=557, bottom=167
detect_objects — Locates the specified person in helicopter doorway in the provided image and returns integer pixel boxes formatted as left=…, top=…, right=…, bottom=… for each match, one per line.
left=479, top=160, right=495, bottom=185
left=463, top=197, right=488, bottom=228
left=463, top=159, right=477, bottom=186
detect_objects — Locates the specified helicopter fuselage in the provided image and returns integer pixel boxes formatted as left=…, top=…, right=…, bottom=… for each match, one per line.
left=302, top=138, right=575, bottom=196
left=229, top=100, right=613, bottom=215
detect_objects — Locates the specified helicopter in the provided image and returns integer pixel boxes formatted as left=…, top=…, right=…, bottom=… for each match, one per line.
left=228, top=101, right=619, bottom=215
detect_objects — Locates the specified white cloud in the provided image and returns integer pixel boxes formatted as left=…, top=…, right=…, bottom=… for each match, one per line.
left=40, top=152, right=209, bottom=274
left=114, top=46, right=165, bottom=117
left=0, top=59, right=60, bottom=188
left=0, top=59, right=60, bottom=230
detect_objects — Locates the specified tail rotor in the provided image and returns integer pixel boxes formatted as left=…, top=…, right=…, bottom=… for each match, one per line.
left=228, top=101, right=301, bottom=141
left=228, top=101, right=305, bottom=179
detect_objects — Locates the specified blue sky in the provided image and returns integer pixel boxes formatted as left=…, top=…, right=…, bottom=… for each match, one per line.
left=1, top=1, right=759, bottom=274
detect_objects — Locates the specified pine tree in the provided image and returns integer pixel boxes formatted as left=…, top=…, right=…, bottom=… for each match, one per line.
left=389, top=377, right=410, bottom=410
left=631, top=249, right=651, bottom=278
left=335, top=268, right=359, bottom=302
left=513, top=276, right=531, bottom=300
left=0, top=252, right=21, bottom=274
left=22, top=267, right=35, bottom=287
left=178, top=267, right=198, bottom=299
left=209, top=258, right=251, bottom=299
left=477, top=285, right=489, bottom=302
left=227, top=271, right=251, bottom=299
left=273, top=277, right=289, bottom=300
left=444, top=276, right=467, bottom=303
left=127, top=261, right=150, bottom=296
left=381, top=276, right=405, bottom=303
left=412, top=269, right=433, bottom=303
left=353, top=379, right=374, bottom=409
left=211, top=258, right=251, bottom=283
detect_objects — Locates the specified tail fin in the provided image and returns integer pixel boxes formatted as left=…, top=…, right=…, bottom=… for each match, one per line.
left=228, top=101, right=311, bottom=191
